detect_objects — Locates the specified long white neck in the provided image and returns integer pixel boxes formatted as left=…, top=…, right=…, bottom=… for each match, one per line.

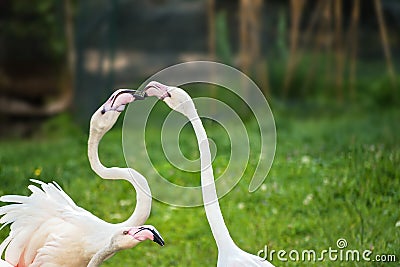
left=87, top=242, right=116, bottom=267
left=88, top=128, right=152, bottom=227
left=187, top=109, right=235, bottom=250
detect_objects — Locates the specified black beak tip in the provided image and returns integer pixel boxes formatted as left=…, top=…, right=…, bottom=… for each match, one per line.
left=131, top=90, right=147, bottom=100
left=153, top=235, right=165, bottom=246
left=149, top=229, right=165, bottom=246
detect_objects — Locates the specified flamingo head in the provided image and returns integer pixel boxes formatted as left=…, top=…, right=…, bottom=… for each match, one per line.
left=111, top=225, right=165, bottom=251
left=143, top=81, right=195, bottom=118
left=90, top=89, right=144, bottom=133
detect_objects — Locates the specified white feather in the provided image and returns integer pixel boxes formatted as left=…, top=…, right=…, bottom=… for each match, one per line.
left=0, top=258, right=12, bottom=267
left=0, top=180, right=115, bottom=266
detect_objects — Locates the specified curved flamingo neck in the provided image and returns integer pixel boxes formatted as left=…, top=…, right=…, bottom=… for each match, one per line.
left=87, top=241, right=116, bottom=267
left=87, top=126, right=151, bottom=227
left=187, top=110, right=235, bottom=250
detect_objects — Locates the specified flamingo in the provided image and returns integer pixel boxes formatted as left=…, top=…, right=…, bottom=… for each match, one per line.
left=0, top=89, right=160, bottom=266
left=87, top=225, right=164, bottom=267
left=144, top=81, right=275, bottom=266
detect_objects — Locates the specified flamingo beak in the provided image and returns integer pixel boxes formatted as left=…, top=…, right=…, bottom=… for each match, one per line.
left=150, top=228, right=165, bottom=246
left=143, top=81, right=171, bottom=100
left=130, top=227, right=165, bottom=246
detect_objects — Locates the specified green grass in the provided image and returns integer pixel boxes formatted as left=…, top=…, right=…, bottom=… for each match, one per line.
left=0, top=106, right=399, bottom=266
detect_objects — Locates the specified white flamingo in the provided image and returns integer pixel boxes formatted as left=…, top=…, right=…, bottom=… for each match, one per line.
left=144, top=81, right=275, bottom=266
left=0, top=89, right=163, bottom=266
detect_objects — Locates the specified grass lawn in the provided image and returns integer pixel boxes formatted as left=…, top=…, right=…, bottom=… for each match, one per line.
left=0, top=105, right=399, bottom=266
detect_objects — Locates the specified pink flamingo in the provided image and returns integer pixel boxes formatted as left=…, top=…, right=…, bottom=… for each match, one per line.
left=144, top=81, right=275, bottom=266
left=0, top=89, right=163, bottom=266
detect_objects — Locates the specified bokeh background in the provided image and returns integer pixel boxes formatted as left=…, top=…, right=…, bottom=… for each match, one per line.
left=0, top=0, right=399, bottom=129
left=0, top=0, right=399, bottom=266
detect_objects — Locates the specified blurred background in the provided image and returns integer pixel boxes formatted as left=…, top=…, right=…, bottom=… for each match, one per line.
left=0, top=0, right=399, bottom=134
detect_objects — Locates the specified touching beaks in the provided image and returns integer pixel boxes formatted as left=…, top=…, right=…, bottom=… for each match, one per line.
left=143, top=81, right=171, bottom=100
left=101, top=82, right=171, bottom=115
left=101, top=89, right=146, bottom=114
left=130, top=90, right=147, bottom=100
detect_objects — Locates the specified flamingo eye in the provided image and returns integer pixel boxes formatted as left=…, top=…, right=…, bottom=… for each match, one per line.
left=123, top=230, right=129, bottom=235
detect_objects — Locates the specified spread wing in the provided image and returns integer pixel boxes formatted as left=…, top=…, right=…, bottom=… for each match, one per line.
left=0, top=179, right=97, bottom=265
